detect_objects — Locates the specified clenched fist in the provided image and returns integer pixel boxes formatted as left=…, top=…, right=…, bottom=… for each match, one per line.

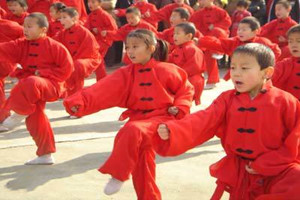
left=157, top=124, right=170, bottom=140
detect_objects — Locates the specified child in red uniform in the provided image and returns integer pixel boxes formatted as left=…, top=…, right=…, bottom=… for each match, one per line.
left=156, top=43, right=300, bottom=200
left=272, top=25, right=300, bottom=101
left=230, top=0, right=251, bottom=37
left=48, top=2, right=65, bottom=37
left=260, top=0, right=297, bottom=60
left=198, top=17, right=281, bottom=80
left=85, top=0, right=117, bottom=81
left=101, top=7, right=158, bottom=64
left=63, top=29, right=194, bottom=200
left=5, top=0, right=29, bottom=25
left=0, top=13, right=73, bottom=164
left=59, top=0, right=87, bottom=23
left=114, top=0, right=158, bottom=28
left=169, top=22, right=205, bottom=105
left=157, top=7, right=203, bottom=53
left=27, top=0, right=54, bottom=20
left=55, top=7, right=103, bottom=97
left=0, top=18, right=23, bottom=123
left=190, top=0, right=232, bottom=89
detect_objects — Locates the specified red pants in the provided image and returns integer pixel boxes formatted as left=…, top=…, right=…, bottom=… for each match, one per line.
left=95, top=42, right=109, bottom=81
left=7, top=76, right=58, bottom=156
left=99, top=116, right=174, bottom=200
left=67, top=58, right=103, bottom=95
left=189, top=74, right=204, bottom=105
left=204, top=28, right=229, bottom=84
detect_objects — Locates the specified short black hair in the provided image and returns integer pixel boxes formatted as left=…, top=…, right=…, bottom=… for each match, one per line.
left=172, top=7, right=190, bottom=20
left=6, top=0, right=27, bottom=8
left=275, top=0, right=291, bottom=9
left=175, top=22, right=196, bottom=38
left=240, top=16, right=260, bottom=31
left=50, top=2, right=67, bottom=12
left=26, top=12, right=49, bottom=29
left=61, top=7, right=79, bottom=18
left=126, top=7, right=141, bottom=16
left=232, top=43, right=275, bottom=69
left=287, top=24, right=300, bottom=37
left=236, top=0, right=250, bottom=8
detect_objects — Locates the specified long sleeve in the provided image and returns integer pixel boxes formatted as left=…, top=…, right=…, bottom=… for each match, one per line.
left=214, top=9, right=232, bottom=30
left=199, top=36, right=237, bottom=55
left=154, top=91, right=230, bottom=156
left=0, top=39, right=22, bottom=63
left=182, top=46, right=205, bottom=76
left=106, top=28, right=127, bottom=41
left=260, top=21, right=275, bottom=38
left=63, top=67, right=132, bottom=117
left=251, top=98, right=300, bottom=176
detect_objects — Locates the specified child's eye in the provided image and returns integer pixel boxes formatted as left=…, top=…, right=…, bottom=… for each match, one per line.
left=133, top=45, right=138, bottom=48
left=241, top=67, right=248, bottom=70
left=230, top=67, right=235, bottom=70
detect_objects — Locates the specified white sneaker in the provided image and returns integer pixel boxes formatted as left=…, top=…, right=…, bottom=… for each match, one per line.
left=69, top=115, right=80, bottom=119
left=0, top=124, right=9, bottom=132
left=25, top=154, right=55, bottom=165
left=104, top=177, right=124, bottom=195
left=212, top=53, right=224, bottom=60
left=204, top=83, right=217, bottom=90
left=2, top=113, right=27, bottom=130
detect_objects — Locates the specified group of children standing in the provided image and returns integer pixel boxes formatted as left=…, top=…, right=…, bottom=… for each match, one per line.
left=0, top=0, right=300, bottom=199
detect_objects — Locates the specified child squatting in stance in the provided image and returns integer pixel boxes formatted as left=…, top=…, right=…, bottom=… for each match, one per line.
left=156, top=43, right=300, bottom=199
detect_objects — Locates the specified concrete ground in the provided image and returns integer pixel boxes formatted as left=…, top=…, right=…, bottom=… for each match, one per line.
left=0, top=68, right=233, bottom=200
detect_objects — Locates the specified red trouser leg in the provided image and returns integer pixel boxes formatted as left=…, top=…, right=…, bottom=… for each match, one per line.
left=99, top=119, right=164, bottom=200
left=7, top=76, right=58, bottom=156
left=204, top=50, right=220, bottom=84
left=188, top=74, right=205, bottom=105
left=95, top=45, right=109, bottom=81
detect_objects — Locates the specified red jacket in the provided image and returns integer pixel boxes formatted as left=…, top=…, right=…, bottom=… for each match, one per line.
left=64, top=58, right=194, bottom=120
left=58, top=0, right=87, bottom=22
left=157, top=26, right=203, bottom=52
left=0, top=6, right=7, bottom=18
left=190, top=5, right=231, bottom=36
left=27, top=0, right=54, bottom=20
left=0, top=36, right=74, bottom=95
left=5, top=12, right=29, bottom=25
left=230, top=10, right=251, bottom=37
left=272, top=57, right=300, bottom=100
left=153, top=3, right=194, bottom=24
left=0, top=18, right=23, bottom=42
left=116, top=1, right=158, bottom=28
left=0, top=0, right=9, bottom=13
left=154, top=81, right=300, bottom=196
left=48, top=20, right=64, bottom=37
left=260, top=17, right=297, bottom=47
left=85, top=7, right=118, bottom=47
left=105, top=19, right=158, bottom=42
left=168, top=41, right=205, bottom=76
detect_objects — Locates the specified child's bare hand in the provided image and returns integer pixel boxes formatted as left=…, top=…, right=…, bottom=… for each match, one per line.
left=245, top=164, right=258, bottom=174
left=113, top=9, right=119, bottom=15
left=70, top=105, right=80, bottom=114
left=208, top=24, right=214, bottom=30
left=157, top=124, right=170, bottom=140
left=278, top=36, right=286, bottom=42
left=101, top=30, right=107, bottom=37
left=144, top=10, right=150, bottom=18
left=193, top=37, right=199, bottom=45
left=168, top=106, right=179, bottom=116
left=92, top=28, right=99, bottom=34
left=35, top=70, right=40, bottom=76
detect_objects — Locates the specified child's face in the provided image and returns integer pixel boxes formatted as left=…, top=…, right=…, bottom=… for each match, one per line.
left=88, top=0, right=101, bottom=11
left=288, top=32, right=300, bottom=57
left=60, top=12, right=76, bottom=29
left=7, top=1, right=25, bottom=16
left=173, top=26, right=192, bottom=45
left=237, top=23, right=257, bottom=41
left=230, top=53, right=272, bottom=98
left=174, top=0, right=185, bottom=4
left=49, top=7, right=60, bottom=20
left=198, top=0, right=213, bottom=7
left=23, top=17, right=46, bottom=40
left=236, top=6, right=246, bottom=11
left=275, top=4, right=290, bottom=19
left=126, top=13, right=140, bottom=26
left=125, top=37, right=154, bottom=65
left=170, top=12, right=186, bottom=27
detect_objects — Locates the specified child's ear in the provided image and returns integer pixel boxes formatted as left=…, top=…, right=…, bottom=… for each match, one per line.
left=188, top=33, right=193, bottom=40
left=149, top=45, right=156, bottom=54
left=263, top=66, right=274, bottom=79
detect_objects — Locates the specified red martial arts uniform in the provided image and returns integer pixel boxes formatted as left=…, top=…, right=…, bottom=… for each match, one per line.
left=199, top=36, right=281, bottom=80
left=115, top=1, right=158, bottom=28
left=0, top=18, right=23, bottom=122
left=0, top=6, right=7, bottom=18
left=64, top=58, right=194, bottom=200
left=190, top=5, right=232, bottom=84
left=58, top=0, right=87, bottom=22
left=153, top=3, right=194, bottom=25
left=260, top=17, right=297, bottom=60
left=272, top=57, right=300, bottom=101
left=168, top=41, right=205, bottom=105
left=0, top=36, right=73, bottom=156
left=54, top=24, right=103, bottom=96
left=104, top=19, right=158, bottom=64
left=48, top=19, right=64, bottom=37
left=230, top=9, right=251, bottom=37
left=0, top=0, right=9, bottom=13
left=5, top=11, right=29, bottom=25
left=27, top=0, right=54, bottom=20
left=154, top=81, right=300, bottom=200
left=157, top=26, right=203, bottom=53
